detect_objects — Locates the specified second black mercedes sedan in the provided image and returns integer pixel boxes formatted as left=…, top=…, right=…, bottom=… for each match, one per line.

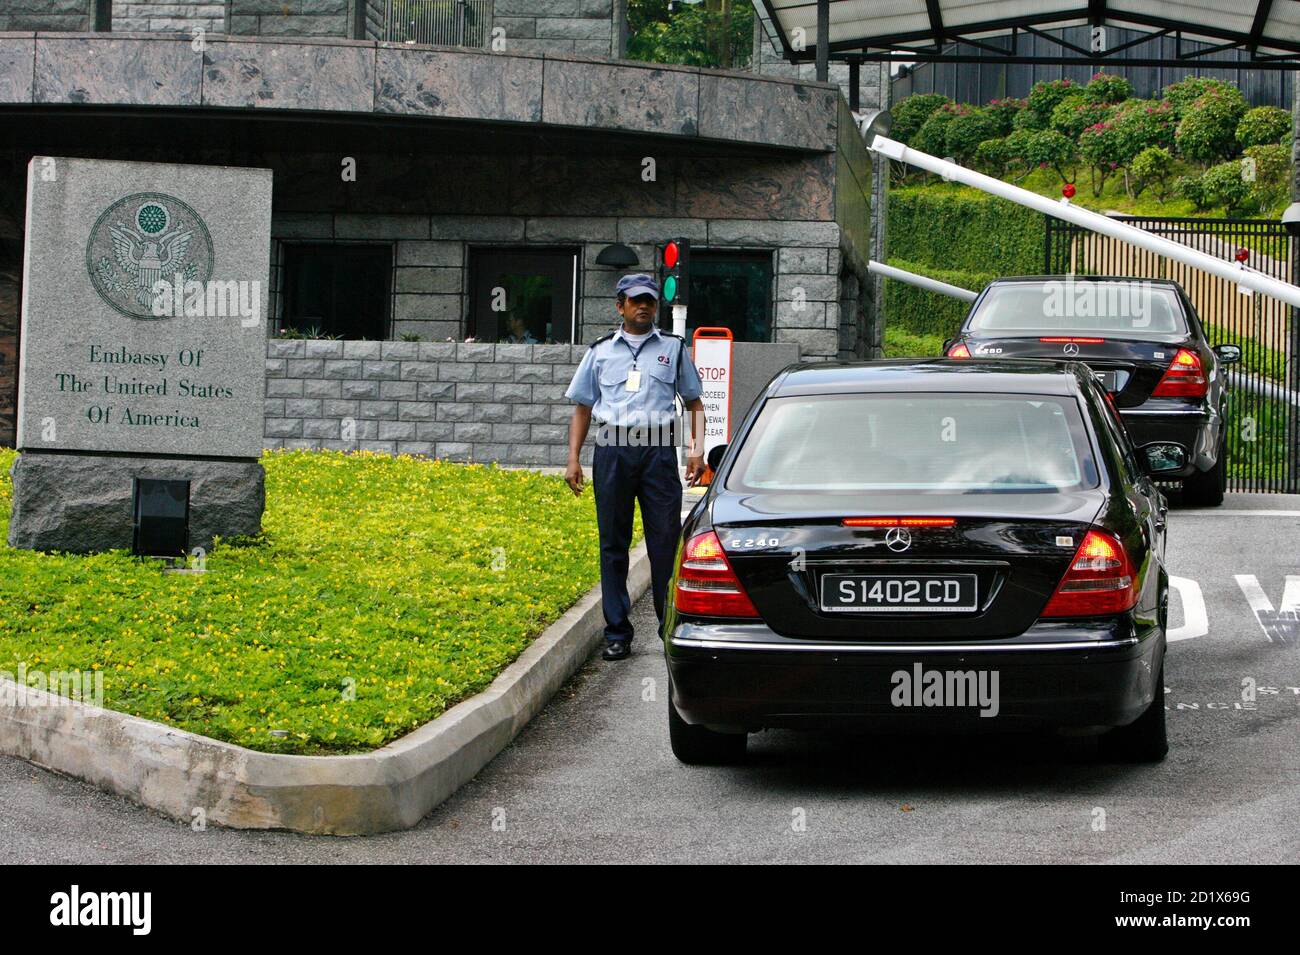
left=664, top=359, right=1170, bottom=765
left=942, top=276, right=1240, bottom=506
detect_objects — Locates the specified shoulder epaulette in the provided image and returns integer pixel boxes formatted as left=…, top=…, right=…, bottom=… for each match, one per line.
left=588, top=332, right=616, bottom=349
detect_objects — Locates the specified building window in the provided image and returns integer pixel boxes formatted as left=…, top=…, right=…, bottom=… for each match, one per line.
left=94, top=0, right=112, bottom=31
left=468, top=248, right=578, bottom=344
left=383, top=0, right=492, bottom=47
left=281, top=243, right=393, bottom=339
left=677, top=250, right=774, bottom=342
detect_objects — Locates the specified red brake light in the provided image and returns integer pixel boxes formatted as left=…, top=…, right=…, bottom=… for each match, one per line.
left=1039, top=337, right=1105, bottom=343
left=674, top=531, right=759, bottom=618
left=842, top=517, right=956, bottom=527
left=1041, top=529, right=1138, bottom=617
left=1151, top=348, right=1206, bottom=398
left=947, top=343, right=971, bottom=358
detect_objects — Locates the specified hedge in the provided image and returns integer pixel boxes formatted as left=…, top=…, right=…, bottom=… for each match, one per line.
left=883, top=258, right=997, bottom=340
left=888, top=185, right=1045, bottom=275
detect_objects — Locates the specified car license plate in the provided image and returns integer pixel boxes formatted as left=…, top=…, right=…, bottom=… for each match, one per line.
left=820, top=574, right=978, bottom=613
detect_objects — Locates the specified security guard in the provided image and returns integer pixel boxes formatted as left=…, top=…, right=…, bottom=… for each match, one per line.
left=564, top=273, right=706, bottom=661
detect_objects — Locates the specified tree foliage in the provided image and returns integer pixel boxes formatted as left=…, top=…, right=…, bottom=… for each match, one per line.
left=626, top=0, right=753, bottom=69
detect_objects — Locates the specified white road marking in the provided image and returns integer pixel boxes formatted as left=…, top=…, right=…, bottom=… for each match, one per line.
left=1178, top=510, right=1300, bottom=517
left=1167, top=576, right=1207, bottom=643
left=1233, top=574, right=1300, bottom=644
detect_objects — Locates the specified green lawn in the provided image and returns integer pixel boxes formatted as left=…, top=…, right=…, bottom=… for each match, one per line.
left=0, top=449, right=630, bottom=755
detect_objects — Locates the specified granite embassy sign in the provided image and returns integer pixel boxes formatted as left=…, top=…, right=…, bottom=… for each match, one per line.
left=16, top=158, right=269, bottom=460
left=9, top=158, right=271, bottom=553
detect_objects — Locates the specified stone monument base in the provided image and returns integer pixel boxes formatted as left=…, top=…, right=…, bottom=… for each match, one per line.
left=8, top=452, right=265, bottom=554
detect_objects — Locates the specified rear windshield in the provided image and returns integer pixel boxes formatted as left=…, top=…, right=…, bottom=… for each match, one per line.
left=968, top=282, right=1187, bottom=336
left=728, top=393, right=1099, bottom=493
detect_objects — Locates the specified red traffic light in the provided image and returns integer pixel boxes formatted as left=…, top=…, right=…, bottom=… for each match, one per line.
left=664, top=241, right=679, bottom=268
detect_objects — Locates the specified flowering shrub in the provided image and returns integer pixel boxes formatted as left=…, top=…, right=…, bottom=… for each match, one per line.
left=1175, top=86, right=1248, bottom=164
left=1162, top=77, right=1237, bottom=120
left=1130, top=146, right=1175, bottom=199
left=1027, top=78, right=1077, bottom=123
left=974, top=137, right=1009, bottom=175
left=912, top=102, right=967, bottom=156
left=890, top=93, right=951, bottom=146
left=1012, top=107, right=1047, bottom=131
left=944, top=107, right=1003, bottom=162
left=1083, top=72, right=1133, bottom=105
left=1110, top=99, right=1177, bottom=159
left=1236, top=105, right=1292, bottom=149
left=1050, top=94, right=1113, bottom=140
left=1199, top=159, right=1256, bottom=214
left=985, top=97, right=1027, bottom=135
left=0, top=449, right=617, bottom=754
left=1022, top=129, right=1078, bottom=183
left=1078, top=120, right=1125, bottom=194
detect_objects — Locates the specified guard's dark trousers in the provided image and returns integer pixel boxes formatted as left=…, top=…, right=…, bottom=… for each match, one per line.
left=592, top=441, right=683, bottom=642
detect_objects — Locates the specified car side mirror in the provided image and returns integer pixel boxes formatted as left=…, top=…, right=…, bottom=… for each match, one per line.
left=706, top=444, right=727, bottom=472
left=1141, top=442, right=1187, bottom=476
left=1213, top=343, right=1242, bottom=365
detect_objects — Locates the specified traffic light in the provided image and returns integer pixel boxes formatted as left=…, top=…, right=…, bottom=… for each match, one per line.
left=658, top=238, right=690, bottom=307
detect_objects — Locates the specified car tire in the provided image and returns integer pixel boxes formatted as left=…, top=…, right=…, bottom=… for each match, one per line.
left=1182, top=444, right=1226, bottom=507
left=1101, top=659, right=1168, bottom=763
left=668, top=681, right=747, bottom=765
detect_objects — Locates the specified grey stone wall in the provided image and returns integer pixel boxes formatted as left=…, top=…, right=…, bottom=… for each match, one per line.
left=114, top=3, right=225, bottom=32
left=494, top=0, right=620, bottom=58
left=268, top=212, right=847, bottom=358
left=0, top=0, right=93, bottom=31
left=264, top=339, right=592, bottom=464
left=223, top=0, right=621, bottom=52
left=227, top=0, right=351, bottom=37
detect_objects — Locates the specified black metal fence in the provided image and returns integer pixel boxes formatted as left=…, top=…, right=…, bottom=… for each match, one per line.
left=383, top=0, right=492, bottom=47
left=1045, top=216, right=1300, bottom=494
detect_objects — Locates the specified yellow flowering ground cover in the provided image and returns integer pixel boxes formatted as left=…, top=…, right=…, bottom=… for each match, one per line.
left=0, top=448, right=641, bottom=754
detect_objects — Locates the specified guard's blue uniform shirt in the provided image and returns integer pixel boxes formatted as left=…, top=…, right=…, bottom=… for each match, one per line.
left=564, top=326, right=703, bottom=427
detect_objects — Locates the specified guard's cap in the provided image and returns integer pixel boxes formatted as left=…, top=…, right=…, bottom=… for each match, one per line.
left=615, top=273, right=660, bottom=300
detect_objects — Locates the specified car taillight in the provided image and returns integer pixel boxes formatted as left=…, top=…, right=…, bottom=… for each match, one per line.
left=1151, top=347, right=1206, bottom=398
left=1041, top=529, right=1138, bottom=617
left=946, top=343, right=971, bottom=358
left=675, top=531, right=759, bottom=618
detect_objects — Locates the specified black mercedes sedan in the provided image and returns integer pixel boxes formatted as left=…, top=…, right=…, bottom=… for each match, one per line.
left=942, top=276, right=1240, bottom=506
left=664, top=359, right=1170, bottom=765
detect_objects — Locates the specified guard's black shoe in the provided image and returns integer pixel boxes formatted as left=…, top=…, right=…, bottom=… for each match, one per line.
left=602, top=640, right=632, bottom=661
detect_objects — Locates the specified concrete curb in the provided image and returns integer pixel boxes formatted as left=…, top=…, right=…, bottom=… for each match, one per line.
left=0, top=543, right=650, bottom=835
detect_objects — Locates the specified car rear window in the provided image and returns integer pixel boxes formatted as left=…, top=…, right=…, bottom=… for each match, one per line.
left=728, top=393, right=1099, bottom=493
left=968, top=282, right=1187, bottom=336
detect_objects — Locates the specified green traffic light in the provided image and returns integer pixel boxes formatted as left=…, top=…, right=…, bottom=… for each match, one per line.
left=664, top=275, right=677, bottom=302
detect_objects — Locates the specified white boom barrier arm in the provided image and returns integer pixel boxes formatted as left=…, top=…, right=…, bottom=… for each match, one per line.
left=869, top=135, right=1300, bottom=310
left=868, top=259, right=977, bottom=302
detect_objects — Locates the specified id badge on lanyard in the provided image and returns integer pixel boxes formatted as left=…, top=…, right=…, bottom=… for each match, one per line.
left=625, top=369, right=642, bottom=393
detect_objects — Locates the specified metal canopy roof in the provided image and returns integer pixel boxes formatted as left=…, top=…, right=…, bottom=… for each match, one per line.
left=757, top=0, right=1300, bottom=68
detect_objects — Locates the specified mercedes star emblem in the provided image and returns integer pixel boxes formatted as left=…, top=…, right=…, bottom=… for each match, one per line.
left=885, top=527, right=912, bottom=552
